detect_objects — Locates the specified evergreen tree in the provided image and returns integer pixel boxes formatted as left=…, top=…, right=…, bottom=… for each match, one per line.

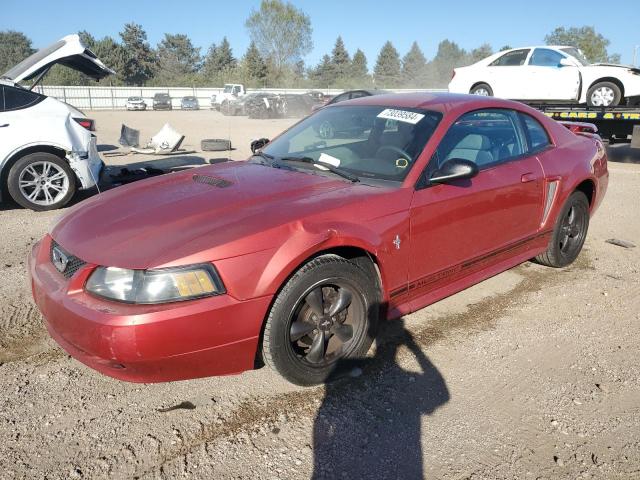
left=331, top=36, right=350, bottom=79
left=351, top=49, right=368, bottom=79
left=119, top=23, right=157, bottom=85
left=374, top=41, right=401, bottom=87
left=468, top=43, right=493, bottom=63
left=401, top=41, right=427, bottom=87
left=431, top=39, right=467, bottom=87
left=203, top=37, right=237, bottom=79
left=241, top=41, right=268, bottom=85
left=155, top=34, right=201, bottom=85
left=310, top=54, right=333, bottom=87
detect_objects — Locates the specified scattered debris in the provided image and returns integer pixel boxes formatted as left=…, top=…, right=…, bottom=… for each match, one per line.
left=157, top=401, right=196, bottom=413
left=108, top=167, right=166, bottom=186
left=131, top=123, right=185, bottom=154
left=605, top=238, right=636, bottom=249
left=118, top=124, right=140, bottom=147
left=201, top=138, right=232, bottom=152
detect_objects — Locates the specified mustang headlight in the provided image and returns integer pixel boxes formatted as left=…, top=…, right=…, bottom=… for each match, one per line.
left=85, top=264, right=224, bottom=304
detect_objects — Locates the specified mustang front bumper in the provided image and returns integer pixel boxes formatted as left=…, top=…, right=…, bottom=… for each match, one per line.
left=29, top=235, right=272, bottom=383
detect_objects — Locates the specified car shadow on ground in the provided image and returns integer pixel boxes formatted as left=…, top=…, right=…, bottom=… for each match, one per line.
left=606, top=144, right=640, bottom=164
left=311, top=314, right=450, bottom=479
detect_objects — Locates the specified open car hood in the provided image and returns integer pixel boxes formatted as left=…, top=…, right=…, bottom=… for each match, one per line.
left=1, top=34, right=115, bottom=83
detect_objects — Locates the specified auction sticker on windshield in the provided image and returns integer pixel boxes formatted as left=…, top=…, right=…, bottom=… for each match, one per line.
left=377, top=109, right=425, bottom=124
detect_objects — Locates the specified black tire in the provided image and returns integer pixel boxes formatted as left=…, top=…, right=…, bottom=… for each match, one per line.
left=535, top=191, right=590, bottom=268
left=586, top=81, right=622, bottom=107
left=262, top=254, right=380, bottom=386
left=7, top=152, right=76, bottom=211
left=470, top=83, right=493, bottom=96
left=201, top=138, right=231, bottom=151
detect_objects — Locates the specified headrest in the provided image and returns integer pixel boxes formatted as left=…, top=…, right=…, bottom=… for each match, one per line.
left=456, top=133, right=491, bottom=150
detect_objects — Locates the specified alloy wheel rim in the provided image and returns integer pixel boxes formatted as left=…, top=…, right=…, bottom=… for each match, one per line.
left=558, top=203, right=587, bottom=257
left=18, top=161, right=69, bottom=206
left=288, top=280, right=365, bottom=366
left=473, top=88, right=490, bottom=96
left=591, top=87, right=615, bottom=106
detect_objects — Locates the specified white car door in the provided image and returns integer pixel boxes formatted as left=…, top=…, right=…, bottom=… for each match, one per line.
left=485, top=49, right=533, bottom=99
left=527, top=48, right=580, bottom=101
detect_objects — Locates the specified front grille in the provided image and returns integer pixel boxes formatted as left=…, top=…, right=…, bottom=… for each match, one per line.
left=50, top=240, right=87, bottom=279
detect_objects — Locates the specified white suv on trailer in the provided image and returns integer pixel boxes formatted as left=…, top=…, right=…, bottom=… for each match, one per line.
left=0, top=34, right=114, bottom=210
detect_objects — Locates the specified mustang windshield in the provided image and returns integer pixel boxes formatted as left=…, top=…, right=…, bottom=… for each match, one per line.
left=261, top=105, right=442, bottom=181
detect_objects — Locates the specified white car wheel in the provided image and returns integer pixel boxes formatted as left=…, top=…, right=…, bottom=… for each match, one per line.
left=587, top=81, right=622, bottom=107
left=590, top=87, right=614, bottom=106
left=470, top=83, right=493, bottom=97
left=8, top=153, right=76, bottom=211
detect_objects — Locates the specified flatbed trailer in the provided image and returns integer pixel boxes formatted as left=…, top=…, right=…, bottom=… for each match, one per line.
left=528, top=103, right=640, bottom=148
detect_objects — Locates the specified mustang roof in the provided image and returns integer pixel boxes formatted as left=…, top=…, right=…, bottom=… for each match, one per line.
left=336, top=92, right=526, bottom=113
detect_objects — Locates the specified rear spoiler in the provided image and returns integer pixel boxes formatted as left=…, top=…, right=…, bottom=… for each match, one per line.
left=558, top=121, right=598, bottom=134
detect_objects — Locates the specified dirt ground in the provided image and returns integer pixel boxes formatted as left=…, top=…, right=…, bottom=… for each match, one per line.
left=1, top=110, right=639, bottom=479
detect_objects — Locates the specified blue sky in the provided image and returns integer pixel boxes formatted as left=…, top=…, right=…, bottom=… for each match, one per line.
left=3, top=0, right=639, bottom=67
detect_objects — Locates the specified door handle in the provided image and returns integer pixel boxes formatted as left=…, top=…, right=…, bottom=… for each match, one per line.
left=521, top=172, right=536, bottom=183
left=0, top=124, right=9, bottom=128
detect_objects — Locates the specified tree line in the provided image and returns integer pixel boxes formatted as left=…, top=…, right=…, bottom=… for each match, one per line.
left=0, top=0, right=620, bottom=89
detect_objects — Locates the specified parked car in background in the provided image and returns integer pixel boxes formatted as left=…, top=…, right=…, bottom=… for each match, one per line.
left=152, top=93, right=172, bottom=110
left=180, top=96, right=199, bottom=110
left=30, top=93, right=608, bottom=386
left=125, top=96, right=147, bottom=111
left=449, top=46, right=640, bottom=107
left=0, top=34, right=113, bottom=210
left=312, top=89, right=388, bottom=111
left=211, top=84, right=246, bottom=110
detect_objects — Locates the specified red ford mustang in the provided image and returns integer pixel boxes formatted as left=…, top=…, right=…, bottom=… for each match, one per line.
left=29, top=93, right=608, bottom=386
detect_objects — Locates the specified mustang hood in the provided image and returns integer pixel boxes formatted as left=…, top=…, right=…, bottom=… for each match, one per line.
left=2, top=34, right=115, bottom=83
left=52, top=161, right=363, bottom=269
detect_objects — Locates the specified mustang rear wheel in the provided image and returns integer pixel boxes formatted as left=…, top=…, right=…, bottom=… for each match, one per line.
left=535, top=191, right=589, bottom=268
left=262, top=254, right=379, bottom=386
left=7, top=152, right=76, bottom=211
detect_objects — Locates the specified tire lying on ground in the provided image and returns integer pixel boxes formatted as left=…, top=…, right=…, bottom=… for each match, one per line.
left=201, top=139, right=232, bottom=151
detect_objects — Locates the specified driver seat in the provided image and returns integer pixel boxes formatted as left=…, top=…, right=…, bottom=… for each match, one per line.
left=445, top=133, right=494, bottom=167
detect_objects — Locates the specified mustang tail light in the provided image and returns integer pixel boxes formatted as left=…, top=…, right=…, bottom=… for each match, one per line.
left=73, top=118, right=95, bottom=131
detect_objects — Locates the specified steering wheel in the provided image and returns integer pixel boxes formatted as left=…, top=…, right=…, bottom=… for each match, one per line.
left=375, top=145, right=412, bottom=168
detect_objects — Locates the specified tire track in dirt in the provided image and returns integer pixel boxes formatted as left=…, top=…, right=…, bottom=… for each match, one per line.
left=136, top=256, right=595, bottom=478
left=0, top=296, right=51, bottom=363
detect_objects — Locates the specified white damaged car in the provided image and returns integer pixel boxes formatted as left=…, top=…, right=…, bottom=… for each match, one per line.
left=0, top=34, right=114, bottom=210
left=448, top=46, right=640, bottom=107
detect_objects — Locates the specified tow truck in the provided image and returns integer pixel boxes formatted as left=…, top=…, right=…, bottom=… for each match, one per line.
left=529, top=103, right=640, bottom=148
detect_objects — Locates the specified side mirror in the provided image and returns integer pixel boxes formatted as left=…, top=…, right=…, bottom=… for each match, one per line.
left=559, top=58, right=574, bottom=67
left=251, top=137, right=270, bottom=153
left=430, top=158, right=479, bottom=184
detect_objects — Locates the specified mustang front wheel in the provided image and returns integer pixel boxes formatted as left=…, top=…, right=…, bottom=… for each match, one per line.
left=535, top=191, right=589, bottom=267
left=262, top=254, right=379, bottom=385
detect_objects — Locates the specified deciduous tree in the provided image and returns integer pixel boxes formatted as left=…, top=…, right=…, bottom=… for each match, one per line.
left=545, top=26, right=620, bottom=63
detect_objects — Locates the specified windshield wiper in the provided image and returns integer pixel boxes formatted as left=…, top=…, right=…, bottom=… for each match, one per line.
left=280, top=156, right=360, bottom=183
left=250, top=152, right=291, bottom=170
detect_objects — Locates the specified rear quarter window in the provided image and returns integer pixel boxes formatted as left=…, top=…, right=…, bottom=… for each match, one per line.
left=519, top=113, right=551, bottom=152
left=2, top=85, right=43, bottom=111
